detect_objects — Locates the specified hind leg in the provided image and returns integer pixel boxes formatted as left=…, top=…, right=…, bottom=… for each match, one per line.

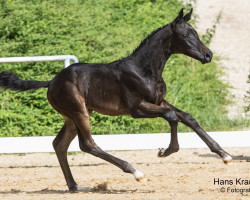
left=71, top=104, right=145, bottom=182
left=48, top=82, right=144, bottom=184
left=53, top=118, right=92, bottom=191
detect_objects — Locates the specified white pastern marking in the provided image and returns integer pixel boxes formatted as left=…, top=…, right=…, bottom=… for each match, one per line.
left=223, top=154, right=233, bottom=164
left=158, top=148, right=166, bottom=157
left=133, top=169, right=145, bottom=181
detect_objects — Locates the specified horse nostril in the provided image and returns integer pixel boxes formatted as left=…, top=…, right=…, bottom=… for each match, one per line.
left=205, top=51, right=212, bottom=62
left=205, top=53, right=210, bottom=59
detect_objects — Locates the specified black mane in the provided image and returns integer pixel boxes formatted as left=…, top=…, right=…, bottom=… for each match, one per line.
left=132, top=24, right=169, bottom=54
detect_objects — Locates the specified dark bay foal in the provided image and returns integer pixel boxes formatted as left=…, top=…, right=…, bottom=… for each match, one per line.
left=0, top=8, right=232, bottom=191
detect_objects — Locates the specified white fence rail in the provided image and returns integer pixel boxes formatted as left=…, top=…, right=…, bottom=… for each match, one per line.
left=0, top=55, right=79, bottom=68
left=0, top=131, right=249, bottom=153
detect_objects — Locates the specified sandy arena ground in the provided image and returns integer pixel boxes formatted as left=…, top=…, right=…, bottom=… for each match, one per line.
left=0, top=148, right=249, bottom=200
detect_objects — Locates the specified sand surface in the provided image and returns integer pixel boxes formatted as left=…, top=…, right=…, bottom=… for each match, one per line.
left=0, top=148, right=249, bottom=200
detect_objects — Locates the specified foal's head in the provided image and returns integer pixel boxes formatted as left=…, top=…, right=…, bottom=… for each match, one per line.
left=170, top=8, right=213, bottom=64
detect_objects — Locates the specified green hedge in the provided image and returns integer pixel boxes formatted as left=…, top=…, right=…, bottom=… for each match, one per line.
left=0, top=0, right=240, bottom=137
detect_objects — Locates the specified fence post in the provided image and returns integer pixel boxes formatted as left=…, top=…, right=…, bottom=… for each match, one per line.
left=64, top=59, right=71, bottom=68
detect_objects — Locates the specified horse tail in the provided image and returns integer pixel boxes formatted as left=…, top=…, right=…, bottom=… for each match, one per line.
left=0, top=71, right=50, bottom=91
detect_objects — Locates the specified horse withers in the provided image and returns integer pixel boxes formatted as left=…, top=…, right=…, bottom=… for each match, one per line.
left=0, top=8, right=232, bottom=192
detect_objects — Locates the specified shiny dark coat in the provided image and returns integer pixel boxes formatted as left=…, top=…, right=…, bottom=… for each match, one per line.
left=0, top=9, right=232, bottom=191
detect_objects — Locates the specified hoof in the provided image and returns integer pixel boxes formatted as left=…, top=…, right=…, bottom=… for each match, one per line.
left=158, top=148, right=166, bottom=157
left=158, top=147, right=179, bottom=157
left=133, top=169, right=145, bottom=182
left=70, top=185, right=93, bottom=192
left=223, top=154, right=233, bottom=165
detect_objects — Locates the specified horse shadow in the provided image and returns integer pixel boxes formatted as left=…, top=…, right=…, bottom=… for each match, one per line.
left=0, top=187, right=154, bottom=195
left=198, top=154, right=250, bottom=162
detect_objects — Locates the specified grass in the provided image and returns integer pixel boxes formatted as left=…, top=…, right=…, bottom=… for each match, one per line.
left=0, top=0, right=248, bottom=137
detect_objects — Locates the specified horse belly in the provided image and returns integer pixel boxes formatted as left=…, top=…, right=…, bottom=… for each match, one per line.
left=86, top=96, right=131, bottom=116
left=85, top=81, right=130, bottom=116
left=89, top=105, right=131, bottom=116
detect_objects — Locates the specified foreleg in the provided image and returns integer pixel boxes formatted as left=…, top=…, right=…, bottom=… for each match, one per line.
left=158, top=121, right=179, bottom=157
left=130, top=101, right=180, bottom=157
left=161, top=100, right=232, bottom=164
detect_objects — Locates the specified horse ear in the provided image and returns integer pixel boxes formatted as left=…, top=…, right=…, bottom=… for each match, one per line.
left=173, top=8, right=184, bottom=23
left=183, top=8, right=193, bottom=22
left=171, top=8, right=184, bottom=30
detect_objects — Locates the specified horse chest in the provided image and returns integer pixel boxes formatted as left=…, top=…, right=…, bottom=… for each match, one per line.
left=147, top=79, right=166, bottom=104
left=130, top=75, right=166, bottom=105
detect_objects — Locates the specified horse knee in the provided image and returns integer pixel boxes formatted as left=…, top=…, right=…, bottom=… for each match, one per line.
left=164, top=110, right=179, bottom=122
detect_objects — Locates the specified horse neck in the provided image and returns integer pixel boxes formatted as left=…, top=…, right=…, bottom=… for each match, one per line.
left=130, top=25, right=173, bottom=77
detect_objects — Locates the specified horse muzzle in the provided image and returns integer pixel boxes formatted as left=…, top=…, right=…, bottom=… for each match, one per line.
left=203, top=50, right=213, bottom=64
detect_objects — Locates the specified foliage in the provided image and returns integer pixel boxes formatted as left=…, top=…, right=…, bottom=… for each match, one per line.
left=244, top=74, right=250, bottom=116
left=0, top=0, right=243, bottom=137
